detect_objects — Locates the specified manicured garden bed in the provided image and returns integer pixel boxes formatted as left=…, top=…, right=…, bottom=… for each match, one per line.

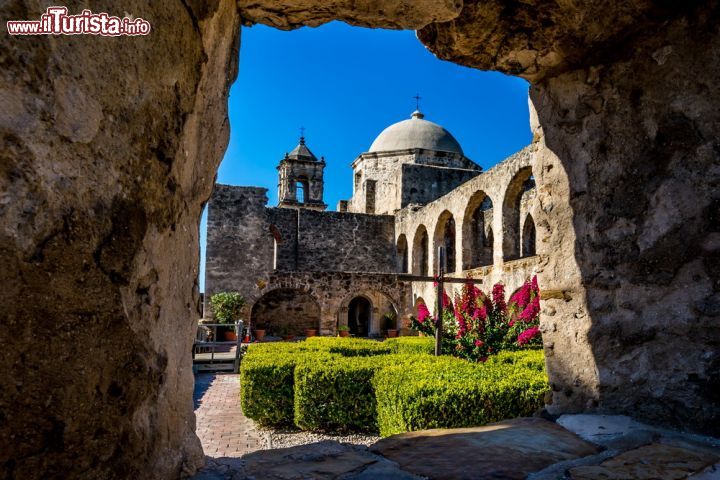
left=240, top=337, right=548, bottom=436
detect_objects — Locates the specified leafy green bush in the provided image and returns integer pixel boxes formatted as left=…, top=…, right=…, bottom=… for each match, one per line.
left=240, top=338, right=548, bottom=435
left=294, top=353, right=438, bottom=432
left=294, top=355, right=380, bottom=431
left=385, top=336, right=435, bottom=355
left=374, top=353, right=549, bottom=437
left=304, top=336, right=393, bottom=356
left=240, top=353, right=296, bottom=426
left=240, top=347, right=338, bottom=426
left=209, top=291, right=246, bottom=324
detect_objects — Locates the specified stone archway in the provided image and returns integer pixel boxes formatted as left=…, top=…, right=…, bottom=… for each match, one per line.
left=4, top=1, right=720, bottom=477
left=347, top=296, right=372, bottom=337
left=462, top=190, right=494, bottom=269
left=502, top=167, right=534, bottom=262
left=411, top=224, right=429, bottom=276
left=250, top=288, right=321, bottom=336
left=337, top=289, right=401, bottom=337
left=433, top=210, right=456, bottom=274
left=396, top=234, right=409, bottom=273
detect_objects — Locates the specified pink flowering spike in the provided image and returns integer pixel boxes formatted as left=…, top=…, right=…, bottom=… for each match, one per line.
left=442, top=290, right=452, bottom=308
left=517, top=326, right=540, bottom=346
left=416, top=303, right=430, bottom=323
left=492, top=283, right=507, bottom=313
left=531, top=275, right=539, bottom=293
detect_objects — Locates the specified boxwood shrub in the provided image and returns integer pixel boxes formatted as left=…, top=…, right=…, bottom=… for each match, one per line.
left=240, top=346, right=338, bottom=426
left=240, top=338, right=548, bottom=436
left=374, top=351, right=548, bottom=436
left=294, top=354, right=434, bottom=432
left=304, top=336, right=393, bottom=356
left=384, top=336, right=435, bottom=355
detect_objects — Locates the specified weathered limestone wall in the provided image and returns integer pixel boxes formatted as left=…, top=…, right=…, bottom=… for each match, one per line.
left=205, top=186, right=274, bottom=312
left=253, top=271, right=410, bottom=335
left=1, top=0, right=240, bottom=477
left=394, top=145, right=540, bottom=326
left=296, top=210, right=396, bottom=272
left=205, top=184, right=398, bottom=318
left=529, top=15, right=720, bottom=432
left=347, top=149, right=481, bottom=214
left=400, top=164, right=481, bottom=208
left=418, top=1, right=720, bottom=433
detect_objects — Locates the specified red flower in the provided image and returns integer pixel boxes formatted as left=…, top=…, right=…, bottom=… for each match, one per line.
left=416, top=303, right=430, bottom=323
left=442, top=290, right=452, bottom=308
left=518, top=326, right=540, bottom=345
left=492, top=283, right=507, bottom=313
left=474, top=339, right=484, bottom=347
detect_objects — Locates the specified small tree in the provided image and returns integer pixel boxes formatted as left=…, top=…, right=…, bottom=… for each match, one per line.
left=210, top=292, right=246, bottom=324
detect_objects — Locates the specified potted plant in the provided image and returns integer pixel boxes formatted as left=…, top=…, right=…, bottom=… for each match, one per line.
left=254, top=326, right=266, bottom=341
left=278, top=325, right=295, bottom=341
left=337, top=325, right=350, bottom=337
left=382, top=312, right=398, bottom=338
left=209, top=291, right=246, bottom=341
left=304, top=328, right=317, bottom=337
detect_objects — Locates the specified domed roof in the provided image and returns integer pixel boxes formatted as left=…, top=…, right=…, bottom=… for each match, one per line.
left=368, top=111, right=464, bottom=154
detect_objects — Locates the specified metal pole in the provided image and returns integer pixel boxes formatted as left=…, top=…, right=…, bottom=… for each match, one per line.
left=435, top=246, right=445, bottom=356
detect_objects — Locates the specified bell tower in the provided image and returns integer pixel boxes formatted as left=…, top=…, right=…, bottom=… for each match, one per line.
left=277, top=135, right=327, bottom=211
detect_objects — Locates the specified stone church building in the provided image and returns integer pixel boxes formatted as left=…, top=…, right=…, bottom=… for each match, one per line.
left=205, top=110, right=540, bottom=336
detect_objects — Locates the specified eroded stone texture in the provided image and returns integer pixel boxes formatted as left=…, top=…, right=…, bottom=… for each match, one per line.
left=238, top=0, right=462, bottom=30
left=4, top=0, right=720, bottom=478
left=415, top=2, right=720, bottom=432
left=0, top=0, right=240, bottom=477
left=372, top=418, right=601, bottom=480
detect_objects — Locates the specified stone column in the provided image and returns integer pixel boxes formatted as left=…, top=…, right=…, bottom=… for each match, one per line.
left=0, top=1, right=240, bottom=477
left=418, top=1, right=720, bottom=434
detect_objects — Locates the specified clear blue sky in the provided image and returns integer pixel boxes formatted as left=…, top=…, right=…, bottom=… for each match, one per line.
left=199, top=22, right=532, bottom=291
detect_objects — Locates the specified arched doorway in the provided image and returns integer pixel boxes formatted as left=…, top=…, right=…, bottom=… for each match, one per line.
left=251, top=288, right=320, bottom=336
left=522, top=214, right=536, bottom=257
left=462, top=191, right=494, bottom=269
left=434, top=210, right=456, bottom=274
left=502, top=167, right=535, bottom=261
left=412, top=225, right=429, bottom=276
left=396, top=234, right=408, bottom=273
left=348, top=296, right=371, bottom=337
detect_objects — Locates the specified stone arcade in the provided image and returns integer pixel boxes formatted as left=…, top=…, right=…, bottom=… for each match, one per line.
left=2, top=1, right=718, bottom=478
left=205, top=110, right=540, bottom=337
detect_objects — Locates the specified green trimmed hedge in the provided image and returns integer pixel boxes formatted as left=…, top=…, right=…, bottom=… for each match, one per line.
left=384, top=336, right=435, bottom=355
left=304, top=336, right=394, bottom=356
left=240, top=345, right=339, bottom=426
left=294, top=354, right=435, bottom=431
left=240, top=338, right=548, bottom=435
left=374, top=350, right=548, bottom=436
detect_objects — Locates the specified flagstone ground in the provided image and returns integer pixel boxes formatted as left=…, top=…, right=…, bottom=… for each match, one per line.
left=192, top=372, right=720, bottom=480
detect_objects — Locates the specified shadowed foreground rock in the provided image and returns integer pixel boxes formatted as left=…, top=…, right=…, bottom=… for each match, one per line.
left=2, top=0, right=719, bottom=478
left=372, top=418, right=600, bottom=480
left=419, top=1, right=720, bottom=431
left=1, top=0, right=240, bottom=477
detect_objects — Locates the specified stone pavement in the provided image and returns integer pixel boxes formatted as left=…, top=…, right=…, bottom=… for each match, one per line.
left=191, top=374, right=720, bottom=479
left=193, top=373, right=267, bottom=458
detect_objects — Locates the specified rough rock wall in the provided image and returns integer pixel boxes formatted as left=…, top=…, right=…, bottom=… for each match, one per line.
left=296, top=210, right=396, bottom=272
left=418, top=1, right=720, bottom=432
left=0, top=1, right=240, bottom=477
left=400, top=164, right=481, bottom=209
left=255, top=271, right=409, bottom=335
left=205, top=186, right=274, bottom=314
